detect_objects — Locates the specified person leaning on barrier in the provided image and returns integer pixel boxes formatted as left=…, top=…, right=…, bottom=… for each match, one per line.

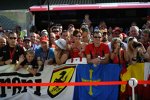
left=54, top=38, right=69, bottom=65
left=35, top=36, right=55, bottom=66
left=15, top=50, right=38, bottom=75
left=125, top=37, right=149, bottom=65
left=0, top=32, right=24, bottom=65
left=110, top=38, right=127, bottom=64
left=69, top=29, right=87, bottom=58
left=85, top=31, right=110, bottom=65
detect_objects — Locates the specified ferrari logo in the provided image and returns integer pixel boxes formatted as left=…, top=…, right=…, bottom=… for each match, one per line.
left=47, top=65, right=75, bottom=98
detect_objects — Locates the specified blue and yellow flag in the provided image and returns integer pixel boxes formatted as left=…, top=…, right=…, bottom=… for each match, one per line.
left=73, top=64, right=121, bottom=100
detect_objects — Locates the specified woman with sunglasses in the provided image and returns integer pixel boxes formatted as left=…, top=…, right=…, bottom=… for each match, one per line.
left=85, top=31, right=110, bottom=65
left=69, top=29, right=87, bottom=58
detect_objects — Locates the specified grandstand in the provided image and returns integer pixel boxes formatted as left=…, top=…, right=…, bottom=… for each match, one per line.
left=29, top=2, right=150, bottom=30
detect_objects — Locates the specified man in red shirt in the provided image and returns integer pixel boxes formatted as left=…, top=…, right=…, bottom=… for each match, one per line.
left=85, top=31, right=110, bottom=64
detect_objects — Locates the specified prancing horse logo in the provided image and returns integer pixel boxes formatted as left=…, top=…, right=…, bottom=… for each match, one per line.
left=47, top=65, right=75, bottom=98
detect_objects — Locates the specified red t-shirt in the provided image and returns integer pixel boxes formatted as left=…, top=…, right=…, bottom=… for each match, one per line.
left=85, top=43, right=109, bottom=59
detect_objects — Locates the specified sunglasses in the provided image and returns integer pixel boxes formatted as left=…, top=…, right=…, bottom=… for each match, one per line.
left=9, top=37, right=17, bottom=40
left=53, top=30, right=59, bottom=33
left=94, top=36, right=101, bottom=39
left=76, top=35, right=81, bottom=37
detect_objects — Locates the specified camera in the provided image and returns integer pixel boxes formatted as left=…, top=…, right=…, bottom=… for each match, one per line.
left=132, top=41, right=142, bottom=48
left=120, top=42, right=124, bottom=48
left=117, top=42, right=124, bottom=48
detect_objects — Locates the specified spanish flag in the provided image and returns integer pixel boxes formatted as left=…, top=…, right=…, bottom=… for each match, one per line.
left=120, top=63, right=150, bottom=100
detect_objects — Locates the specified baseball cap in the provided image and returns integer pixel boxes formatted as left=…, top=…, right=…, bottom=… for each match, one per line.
left=55, top=38, right=66, bottom=50
left=40, top=36, right=49, bottom=42
left=113, top=27, right=121, bottom=33
left=41, top=29, right=48, bottom=36
left=23, top=36, right=30, bottom=42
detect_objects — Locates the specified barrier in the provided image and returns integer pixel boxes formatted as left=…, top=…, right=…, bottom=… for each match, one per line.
left=0, top=63, right=150, bottom=100
left=0, top=80, right=150, bottom=87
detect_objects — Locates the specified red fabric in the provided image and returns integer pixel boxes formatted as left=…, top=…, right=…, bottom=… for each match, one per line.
left=71, top=48, right=80, bottom=58
left=112, top=50, right=126, bottom=64
left=85, top=43, right=109, bottom=58
left=70, top=48, right=85, bottom=58
left=142, top=75, right=150, bottom=100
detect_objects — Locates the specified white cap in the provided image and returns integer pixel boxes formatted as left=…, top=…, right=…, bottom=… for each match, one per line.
left=41, top=29, right=48, bottom=36
left=55, top=38, right=66, bottom=50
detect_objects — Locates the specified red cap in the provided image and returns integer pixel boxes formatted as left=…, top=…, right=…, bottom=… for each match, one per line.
left=40, top=36, right=49, bottom=42
left=113, top=27, right=121, bottom=33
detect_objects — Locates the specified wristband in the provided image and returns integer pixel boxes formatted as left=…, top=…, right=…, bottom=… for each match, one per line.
left=26, top=67, right=29, bottom=71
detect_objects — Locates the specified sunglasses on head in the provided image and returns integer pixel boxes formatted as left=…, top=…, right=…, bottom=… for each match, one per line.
left=9, top=37, right=17, bottom=40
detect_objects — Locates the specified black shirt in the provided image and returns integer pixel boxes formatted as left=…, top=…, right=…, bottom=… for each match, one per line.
left=0, top=45, right=24, bottom=64
left=20, top=59, right=38, bottom=69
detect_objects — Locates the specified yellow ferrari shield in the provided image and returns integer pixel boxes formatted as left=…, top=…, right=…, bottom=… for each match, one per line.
left=47, top=65, right=75, bottom=98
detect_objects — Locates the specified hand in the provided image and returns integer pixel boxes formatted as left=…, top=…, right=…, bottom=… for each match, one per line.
left=5, top=59, right=12, bottom=64
left=19, top=55, right=25, bottom=63
left=37, top=60, right=43, bottom=66
left=92, top=58, right=100, bottom=65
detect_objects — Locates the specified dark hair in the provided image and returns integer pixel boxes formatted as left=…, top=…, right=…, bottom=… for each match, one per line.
left=143, top=29, right=150, bottom=37
left=80, top=27, right=89, bottom=33
left=93, top=31, right=102, bottom=37
left=61, top=30, right=68, bottom=35
left=8, top=32, right=17, bottom=38
left=73, top=29, right=81, bottom=36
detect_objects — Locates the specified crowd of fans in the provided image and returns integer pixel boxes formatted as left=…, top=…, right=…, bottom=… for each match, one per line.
left=0, top=14, right=150, bottom=76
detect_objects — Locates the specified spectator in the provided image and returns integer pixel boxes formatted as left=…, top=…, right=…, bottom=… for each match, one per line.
left=35, top=36, right=55, bottom=65
left=49, top=32, right=56, bottom=48
left=52, top=26, right=60, bottom=39
left=54, top=38, right=69, bottom=65
left=108, top=27, right=127, bottom=52
left=69, top=29, right=87, bottom=58
left=41, top=29, right=48, bottom=37
left=68, top=24, right=75, bottom=35
left=139, top=29, right=150, bottom=50
left=99, top=21, right=107, bottom=33
left=0, top=32, right=24, bottom=65
left=81, top=27, right=91, bottom=43
left=110, top=38, right=127, bottom=64
left=129, top=26, right=140, bottom=39
left=30, top=32, right=39, bottom=50
left=0, top=37, right=6, bottom=49
left=60, top=30, right=70, bottom=42
left=83, top=14, right=92, bottom=28
left=101, top=32, right=109, bottom=44
left=15, top=50, right=38, bottom=75
left=17, top=37, right=23, bottom=46
left=83, top=14, right=93, bottom=33
left=125, top=37, right=149, bottom=65
left=85, top=31, right=110, bottom=64
left=23, top=37, right=32, bottom=51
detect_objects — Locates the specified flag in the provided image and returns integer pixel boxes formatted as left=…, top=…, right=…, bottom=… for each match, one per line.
left=73, top=64, right=121, bottom=100
left=120, top=63, right=150, bottom=100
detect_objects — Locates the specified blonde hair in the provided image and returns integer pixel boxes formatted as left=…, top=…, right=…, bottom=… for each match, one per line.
left=25, top=50, right=35, bottom=56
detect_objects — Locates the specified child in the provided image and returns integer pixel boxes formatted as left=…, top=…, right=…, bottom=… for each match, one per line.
left=15, top=50, right=38, bottom=75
